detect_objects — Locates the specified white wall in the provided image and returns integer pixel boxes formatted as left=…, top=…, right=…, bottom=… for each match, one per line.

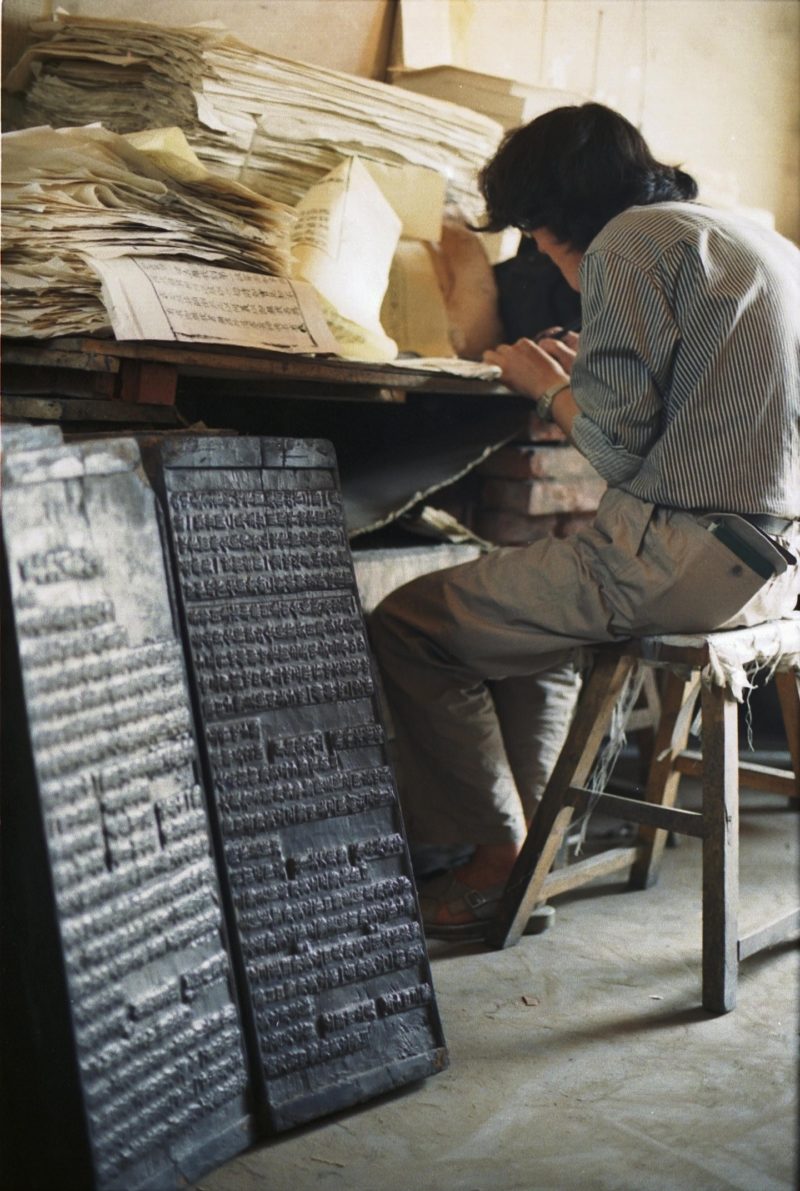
left=396, top=0, right=800, bottom=240
left=1, top=0, right=396, bottom=81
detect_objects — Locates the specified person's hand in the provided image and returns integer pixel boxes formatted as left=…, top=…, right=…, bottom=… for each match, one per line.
left=536, top=330, right=579, bottom=375
left=483, top=337, right=569, bottom=400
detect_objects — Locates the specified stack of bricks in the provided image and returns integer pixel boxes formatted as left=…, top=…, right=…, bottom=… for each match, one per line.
left=429, top=415, right=606, bottom=548
left=473, top=414, right=606, bottom=545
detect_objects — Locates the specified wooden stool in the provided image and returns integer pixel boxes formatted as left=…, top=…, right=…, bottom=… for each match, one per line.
left=486, top=616, right=800, bottom=1013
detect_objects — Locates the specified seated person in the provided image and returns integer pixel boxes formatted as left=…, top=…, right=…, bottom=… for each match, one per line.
left=369, top=102, right=799, bottom=940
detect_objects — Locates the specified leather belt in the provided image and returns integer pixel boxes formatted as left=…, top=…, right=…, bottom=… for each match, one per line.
left=740, top=513, right=798, bottom=536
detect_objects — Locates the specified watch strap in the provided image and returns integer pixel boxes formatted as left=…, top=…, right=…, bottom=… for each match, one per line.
left=535, top=379, right=571, bottom=422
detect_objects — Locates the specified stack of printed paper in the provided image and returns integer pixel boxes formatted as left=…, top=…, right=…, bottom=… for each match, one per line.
left=4, top=12, right=502, bottom=222
left=1, top=124, right=295, bottom=339
left=389, top=67, right=587, bottom=132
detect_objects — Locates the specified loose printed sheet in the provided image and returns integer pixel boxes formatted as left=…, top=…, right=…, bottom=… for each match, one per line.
left=89, top=256, right=339, bottom=353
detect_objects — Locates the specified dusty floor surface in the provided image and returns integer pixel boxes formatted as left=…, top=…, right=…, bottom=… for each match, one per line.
left=192, top=787, right=799, bottom=1191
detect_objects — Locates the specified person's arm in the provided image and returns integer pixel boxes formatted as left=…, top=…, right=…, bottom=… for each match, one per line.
left=569, top=252, right=678, bottom=485
left=483, top=331, right=580, bottom=435
left=486, top=249, right=680, bottom=487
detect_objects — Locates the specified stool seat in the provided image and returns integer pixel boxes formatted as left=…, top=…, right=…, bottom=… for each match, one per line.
left=486, top=617, right=800, bottom=1014
left=640, top=611, right=800, bottom=698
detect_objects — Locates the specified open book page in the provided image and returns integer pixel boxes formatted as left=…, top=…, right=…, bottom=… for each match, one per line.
left=88, top=257, right=339, bottom=353
left=290, top=157, right=401, bottom=362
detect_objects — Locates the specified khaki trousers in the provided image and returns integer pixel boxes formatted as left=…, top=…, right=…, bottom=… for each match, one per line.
left=369, top=489, right=800, bottom=846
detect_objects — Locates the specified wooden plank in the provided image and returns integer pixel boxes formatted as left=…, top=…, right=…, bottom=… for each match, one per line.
left=568, top=787, right=705, bottom=838
left=2, top=364, right=117, bottom=400
left=182, top=377, right=406, bottom=403
left=57, top=337, right=509, bottom=394
left=639, top=640, right=711, bottom=668
left=1, top=344, right=120, bottom=372
left=1, top=395, right=181, bottom=426
left=738, top=909, right=800, bottom=961
left=1, top=396, right=64, bottom=422
left=675, top=750, right=798, bottom=797
left=118, top=360, right=178, bottom=406
left=701, top=684, right=740, bottom=1014
left=541, top=847, right=640, bottom=898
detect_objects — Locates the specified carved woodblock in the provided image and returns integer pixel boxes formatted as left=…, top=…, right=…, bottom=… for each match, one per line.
left=144, top=436, right=447, bottom=1132
left=0, top=437, right=252, bottom=1191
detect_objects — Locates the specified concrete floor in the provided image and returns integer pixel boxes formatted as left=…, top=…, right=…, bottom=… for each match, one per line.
left=192, top=785, right=799, bottom=1191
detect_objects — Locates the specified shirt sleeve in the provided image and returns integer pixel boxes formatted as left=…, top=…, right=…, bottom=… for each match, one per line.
left=570, top=249, right=680, bottom=486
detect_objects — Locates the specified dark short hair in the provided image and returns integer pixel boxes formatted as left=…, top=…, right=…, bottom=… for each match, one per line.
left=478, top=103, right=698, bottom=249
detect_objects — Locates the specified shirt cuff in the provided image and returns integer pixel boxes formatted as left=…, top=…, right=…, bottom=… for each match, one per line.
left=570, top=413, right=644, bottom=485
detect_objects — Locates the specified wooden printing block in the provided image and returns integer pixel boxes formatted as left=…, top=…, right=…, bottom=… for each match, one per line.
left=140, top=435, right=448, bottom=1133
left=0, top=435, right=253, bottom=1190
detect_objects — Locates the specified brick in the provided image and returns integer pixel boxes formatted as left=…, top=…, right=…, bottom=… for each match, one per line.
left=523, top=414, right=568, bottom=443
left=479, top=477, right=607, bottom=516
left=474, top=509, right=598, bottom=546
left=474, top=511, right=560, bottom=545
left=477, top=444, right=601, bottom=482
left=558, top=512, right=597, bottom=536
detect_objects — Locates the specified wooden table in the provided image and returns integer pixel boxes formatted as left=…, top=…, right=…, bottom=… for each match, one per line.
left=1, top=337, right=509, bottom=426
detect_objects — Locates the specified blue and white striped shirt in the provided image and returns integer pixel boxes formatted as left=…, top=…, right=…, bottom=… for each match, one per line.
left=570, top=203, right=800, bottom=518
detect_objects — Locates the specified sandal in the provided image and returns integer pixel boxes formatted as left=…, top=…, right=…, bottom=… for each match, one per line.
left=417, top=871, right=555, bottom=941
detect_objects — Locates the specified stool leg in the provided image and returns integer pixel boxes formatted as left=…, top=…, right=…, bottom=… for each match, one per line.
left=628, top=667, right=662, bottom=782
left=629, top=672, right=699, bottom=890
left=487, top=651, right=638, bottom=949
left=701, top=682, right=740, bottom=1014
left=774, top=671, right=800, bottom=800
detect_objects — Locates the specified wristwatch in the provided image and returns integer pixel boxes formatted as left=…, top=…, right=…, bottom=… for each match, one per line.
left=535, top=379, right=571, bottom=422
